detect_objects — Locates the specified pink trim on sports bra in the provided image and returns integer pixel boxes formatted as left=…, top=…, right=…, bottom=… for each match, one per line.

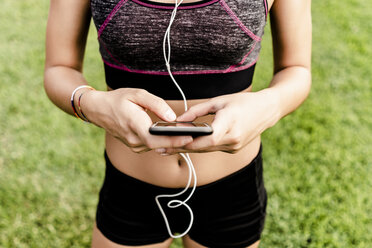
left=131, top=0, right=220, bottom=10
left=219, top=0, right=262, bottom=42
left=98, top=0, right=129, bottom=37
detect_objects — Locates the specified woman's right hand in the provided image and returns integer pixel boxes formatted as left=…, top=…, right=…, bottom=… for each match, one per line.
left=81, top=88, right=193, bottom=153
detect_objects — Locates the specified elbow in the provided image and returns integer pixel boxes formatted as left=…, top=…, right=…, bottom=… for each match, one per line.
left=43, top=63, right=83, bottom=99
left=43, top=65, right=58, bottom=101
left=43, top=66, right=52, bottom=99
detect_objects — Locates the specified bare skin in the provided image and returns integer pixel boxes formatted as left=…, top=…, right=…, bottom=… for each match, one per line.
left=44, top=0, right=311, bottom=247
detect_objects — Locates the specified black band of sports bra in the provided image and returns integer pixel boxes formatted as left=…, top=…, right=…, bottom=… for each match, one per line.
left=105, top=63, right=256, bottom=100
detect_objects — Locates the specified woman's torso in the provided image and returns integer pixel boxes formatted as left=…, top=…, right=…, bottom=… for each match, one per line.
left=106, top=87, right=261, bottom=188
left=91, top=0, right=268, bottom=187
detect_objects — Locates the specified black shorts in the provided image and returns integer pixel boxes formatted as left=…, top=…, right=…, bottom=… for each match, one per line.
left=96, top=147, right=267, bottom=248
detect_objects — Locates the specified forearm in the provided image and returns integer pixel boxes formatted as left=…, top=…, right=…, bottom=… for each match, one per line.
left=44, top=65, right=90, bottom=116
left=44, top=0, right=92, bottom=117
left=262, top=0, right=312, bottom=126
left=261, top=65, right=312, bottom=126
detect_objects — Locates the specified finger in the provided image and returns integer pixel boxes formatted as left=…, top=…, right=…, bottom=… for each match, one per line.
left=126, top=111, right=193, bottom=149
left=210, top=109, right=232, bottom=139
left=131, top=146, right=151, bottom=154
left=148, top=135, right=194, bottom=150
left=124, top=131, right=145, bottom=148
left=182, top=110, right=231, bottom=150
left=176, top=100, right=223, bottom=122
left=125, top=125, right=151, bottom=153
left=163, top=144, right=232, bottom=154
left=134, top=124, right=194, bottom=149
left=128, top=89, right=177, bottom=122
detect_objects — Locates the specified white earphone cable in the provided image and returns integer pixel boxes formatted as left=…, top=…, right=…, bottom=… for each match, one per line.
left=155, top=0, right=198, bottom=239
left=162, top=0, right=188, bottom=112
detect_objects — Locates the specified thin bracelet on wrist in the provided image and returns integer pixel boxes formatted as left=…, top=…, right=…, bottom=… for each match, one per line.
left=70, top=85, right=95, bottom=122
left=78, top=89, right=94, bottom=122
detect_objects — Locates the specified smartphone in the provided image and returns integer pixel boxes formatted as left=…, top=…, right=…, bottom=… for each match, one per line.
left=149, top=121, right=213, bottom=136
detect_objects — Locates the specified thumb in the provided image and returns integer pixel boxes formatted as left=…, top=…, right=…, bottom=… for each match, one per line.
left=177, top=101, right=219, bottom=122
left=129, top=90, right=176, bottom=122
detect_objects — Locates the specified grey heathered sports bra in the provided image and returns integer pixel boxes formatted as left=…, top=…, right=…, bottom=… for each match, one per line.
left=90, top=0, right=268, bottom=100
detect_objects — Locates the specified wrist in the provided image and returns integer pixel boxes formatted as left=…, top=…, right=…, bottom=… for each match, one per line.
left=79, top=89, right=104, bottom=125
left=257, top=88, right=282, bottom=129
left=71, top=85, right=95, bottom=121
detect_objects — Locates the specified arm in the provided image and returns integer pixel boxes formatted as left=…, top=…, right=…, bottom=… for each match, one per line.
left=44, top=0, right=193, bottom=153
left=44, top=0, right=92, bottom=115
left=268, top=0, right=312, bottom=120
left=166, top=0, right=312, bottom=154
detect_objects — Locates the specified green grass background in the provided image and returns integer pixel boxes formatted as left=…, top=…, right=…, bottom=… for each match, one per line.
left=0, top=0, right=371, bottom=247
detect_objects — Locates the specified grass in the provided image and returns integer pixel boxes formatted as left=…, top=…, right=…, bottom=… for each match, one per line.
left=0, top=0, right=371, bottom=247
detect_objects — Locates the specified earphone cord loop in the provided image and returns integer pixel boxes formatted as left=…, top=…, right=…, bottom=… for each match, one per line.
left=156, top=0, right=198, bottom=239
left=154, top=153, right=197, bottom=238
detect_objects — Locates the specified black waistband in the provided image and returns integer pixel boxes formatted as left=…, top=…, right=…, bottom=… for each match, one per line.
left=104, top=63, right=256, bottom=100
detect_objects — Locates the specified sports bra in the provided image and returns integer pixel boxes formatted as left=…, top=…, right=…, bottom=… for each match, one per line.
left=90, top=0, right=268, bottom=100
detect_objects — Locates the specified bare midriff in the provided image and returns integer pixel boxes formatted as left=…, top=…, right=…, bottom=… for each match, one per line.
left=105, top=85, right=261, bottom=188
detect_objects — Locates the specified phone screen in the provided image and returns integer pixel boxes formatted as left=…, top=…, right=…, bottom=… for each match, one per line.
left=154, top=122, right=207, bottom=128
left=149, top=122, right=213, bottom=136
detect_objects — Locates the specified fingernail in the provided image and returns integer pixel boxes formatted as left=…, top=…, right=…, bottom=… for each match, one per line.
left=160, top=153, right=170, bottom=156
left=165, top=110, right=176, bottom=121
left=155, top=148, right=166, bottom=153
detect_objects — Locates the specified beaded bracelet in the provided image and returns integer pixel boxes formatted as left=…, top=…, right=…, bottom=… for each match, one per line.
left=70, top=85, right=95, bottom=122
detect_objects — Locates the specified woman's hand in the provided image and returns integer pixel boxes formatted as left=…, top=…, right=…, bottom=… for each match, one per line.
left=81, top=88, right=193, bottom=153
left=159, top=90, right=280, bottom=154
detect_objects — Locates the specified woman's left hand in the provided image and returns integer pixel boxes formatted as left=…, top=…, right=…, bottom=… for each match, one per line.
left=157, top=90, right=280, bottom=154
